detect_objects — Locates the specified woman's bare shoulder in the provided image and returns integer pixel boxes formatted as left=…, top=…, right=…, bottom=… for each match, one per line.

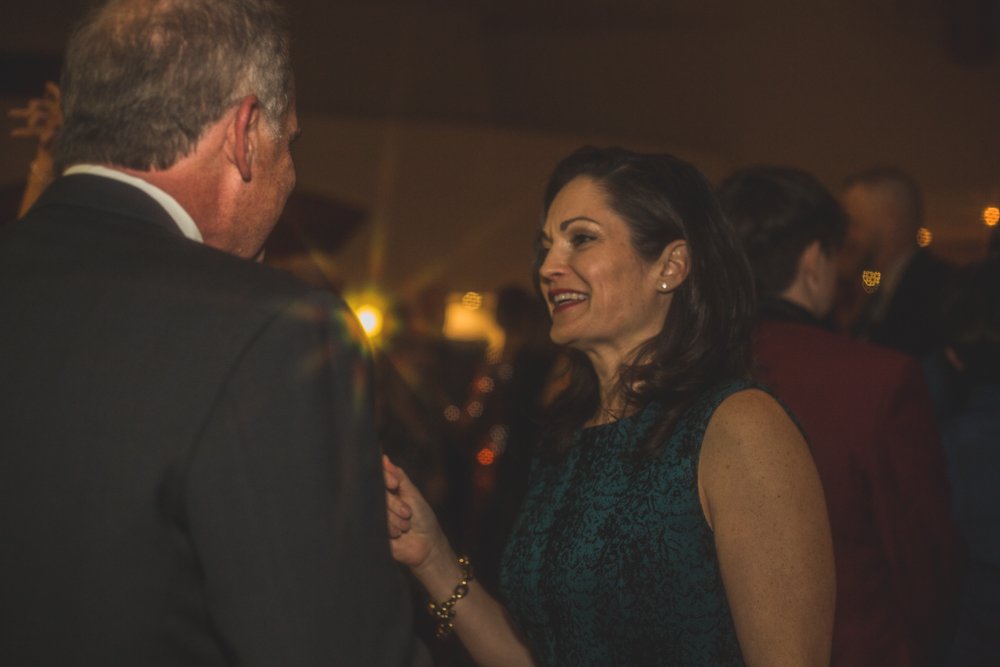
left=706, top=387, right=796, bottom=441
left=698, top=388, right=815, bottom=525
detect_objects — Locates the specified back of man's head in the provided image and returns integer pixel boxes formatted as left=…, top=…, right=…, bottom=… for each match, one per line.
left=55, top=0, right=291, bottom=172
left=842, top=166, right=924, bottom=232
left=719, top=166, right=846, bottom=300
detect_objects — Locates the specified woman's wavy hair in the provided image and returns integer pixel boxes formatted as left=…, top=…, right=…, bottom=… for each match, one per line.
left=534, top=146, right=756, bottom=458
left=55, top=0, right=292, bottom=172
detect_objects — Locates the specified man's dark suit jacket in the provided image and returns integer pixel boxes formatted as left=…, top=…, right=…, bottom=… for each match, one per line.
left=754, top=300, right=960, bottom=667
left=0, top=175, right=426, bottom=666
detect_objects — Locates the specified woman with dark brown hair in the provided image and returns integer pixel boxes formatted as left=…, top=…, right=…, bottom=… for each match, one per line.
left=385, top=146, right=835, bottom=666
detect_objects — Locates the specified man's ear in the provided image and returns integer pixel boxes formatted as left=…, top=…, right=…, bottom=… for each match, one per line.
left=656, top=239, right=691, bottom=292
left=232, top=95, right=261, bottom=182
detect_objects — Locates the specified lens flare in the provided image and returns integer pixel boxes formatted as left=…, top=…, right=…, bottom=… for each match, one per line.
left=355, top=305, right=383, bottom=337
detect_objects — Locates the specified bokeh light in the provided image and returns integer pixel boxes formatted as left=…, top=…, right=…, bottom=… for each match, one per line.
left=462, top=291, right=484, bottom=310
left=862, top=270, right=881, bottom=294
left=916, top=227, right=933, bottom=248
left=476, top=447, right=496, bottom=466
left=489, top=424, right=509, bottom=442
left=984, top=207, right=1000, bottom=227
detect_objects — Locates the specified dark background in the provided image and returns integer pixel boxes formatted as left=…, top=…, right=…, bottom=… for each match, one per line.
left=2, top=0, right=998, bottom=298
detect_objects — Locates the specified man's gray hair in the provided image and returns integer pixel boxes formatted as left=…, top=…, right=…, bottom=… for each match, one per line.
left=55, top=0, right=292, bottom=171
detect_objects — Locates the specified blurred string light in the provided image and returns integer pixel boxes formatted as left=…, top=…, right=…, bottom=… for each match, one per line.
left=488, top=425, right=509, bottom=454
left=489, top=425, right=509, bottom=443
left=462, top=291, right=484, bottom=310
left=443, top=405, right=461, bottom=422
left=984, top=206, right=1000, bottom=227
left=444, top=290, right=504, bottom=352
left=476, top=447, right=496, bottom=466
left=916, top=227, right=933, bottom=248
left=862, top=270, right=882, bottom=294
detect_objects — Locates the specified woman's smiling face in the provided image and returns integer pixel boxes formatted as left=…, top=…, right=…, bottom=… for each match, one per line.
left=537, top=176, right=672, bottom=360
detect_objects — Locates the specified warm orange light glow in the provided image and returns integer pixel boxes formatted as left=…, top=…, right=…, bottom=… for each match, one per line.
left=862, top=270, right=882, bottom=294
left=476, top=376, right=495, bottom=393
left=476, top=447, right=496, bottom=466
left=443, top=405, right=461, bottom=422
left=466, top=401, right=484, bottom=418
left=984, top=207, right=1000, bottom=227
left=462, top=291, right=484, bottom=310
left=916, top=227, right=933, bottom=248
left=343, top=287, right=392, bottom=343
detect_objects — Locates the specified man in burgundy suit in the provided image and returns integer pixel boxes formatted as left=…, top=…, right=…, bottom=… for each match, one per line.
left=719, top=167, right=960, bottom=666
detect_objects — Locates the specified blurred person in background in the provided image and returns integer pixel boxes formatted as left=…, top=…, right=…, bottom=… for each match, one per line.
left=720, top=165, right=960, bottom=667
left=454, top=285, right=560, bottom=593
left=838, top=166, right=955, bottom=359
left=936, top=257, right=1000, bottom=666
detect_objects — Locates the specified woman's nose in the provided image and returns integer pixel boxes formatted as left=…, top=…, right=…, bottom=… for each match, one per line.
left=538, top=249, right=564, bottom=282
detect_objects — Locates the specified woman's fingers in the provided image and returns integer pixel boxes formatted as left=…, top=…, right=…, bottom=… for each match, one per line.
left=386, top=510, right=410, bottom=538
left=385, top=488, right=412, bottom=520
left=382, top=454, right=404, bottom=480
left=383, top=455, right=414, bottom=539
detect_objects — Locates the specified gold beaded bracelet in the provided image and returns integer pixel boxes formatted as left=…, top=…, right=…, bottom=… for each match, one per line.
left=427, top=554, right=473, bottom=638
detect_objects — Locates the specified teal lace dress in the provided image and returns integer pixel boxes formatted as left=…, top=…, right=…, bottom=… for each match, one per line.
left=499, top=380, right=751, bottom=666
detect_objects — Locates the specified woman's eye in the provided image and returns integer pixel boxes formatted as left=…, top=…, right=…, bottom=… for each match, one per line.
left=570, top=233, right=594, bottom=247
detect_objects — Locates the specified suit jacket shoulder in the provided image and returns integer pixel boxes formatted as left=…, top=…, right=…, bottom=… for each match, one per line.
left=0, top=175, right=425, bottom=666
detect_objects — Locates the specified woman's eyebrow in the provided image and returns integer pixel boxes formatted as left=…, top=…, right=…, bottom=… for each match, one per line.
left=559, top=216, right=599, bottom=231
left=539, top=215, right=601, bottom=244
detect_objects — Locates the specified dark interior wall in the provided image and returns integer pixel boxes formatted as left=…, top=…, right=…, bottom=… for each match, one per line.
left=2, top=0, right=997, bottom=294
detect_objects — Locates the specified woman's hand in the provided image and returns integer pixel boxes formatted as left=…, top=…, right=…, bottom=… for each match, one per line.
left=383, top=457, right=539, bottom=667
left=383, top=455, right=452, bottom=571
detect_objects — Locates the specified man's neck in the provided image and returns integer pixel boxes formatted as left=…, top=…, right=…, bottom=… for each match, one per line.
left=63, top=164, right=203, bottom=243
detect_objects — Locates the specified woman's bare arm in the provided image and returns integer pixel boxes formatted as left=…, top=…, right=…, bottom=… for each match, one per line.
left=384, top=456, right=537, bottom=667
left=698, top=389, right=835, bottom=666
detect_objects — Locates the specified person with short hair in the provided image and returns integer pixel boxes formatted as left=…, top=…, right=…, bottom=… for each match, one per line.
left=0, top=1, right=426, bottom=664
left=720, top=165, right=960, bottom=667
left=839, top=166, right=955, bottom=358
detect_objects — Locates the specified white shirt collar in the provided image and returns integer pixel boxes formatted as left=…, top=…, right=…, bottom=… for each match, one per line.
left=63, top=164, right=204, bottom=243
